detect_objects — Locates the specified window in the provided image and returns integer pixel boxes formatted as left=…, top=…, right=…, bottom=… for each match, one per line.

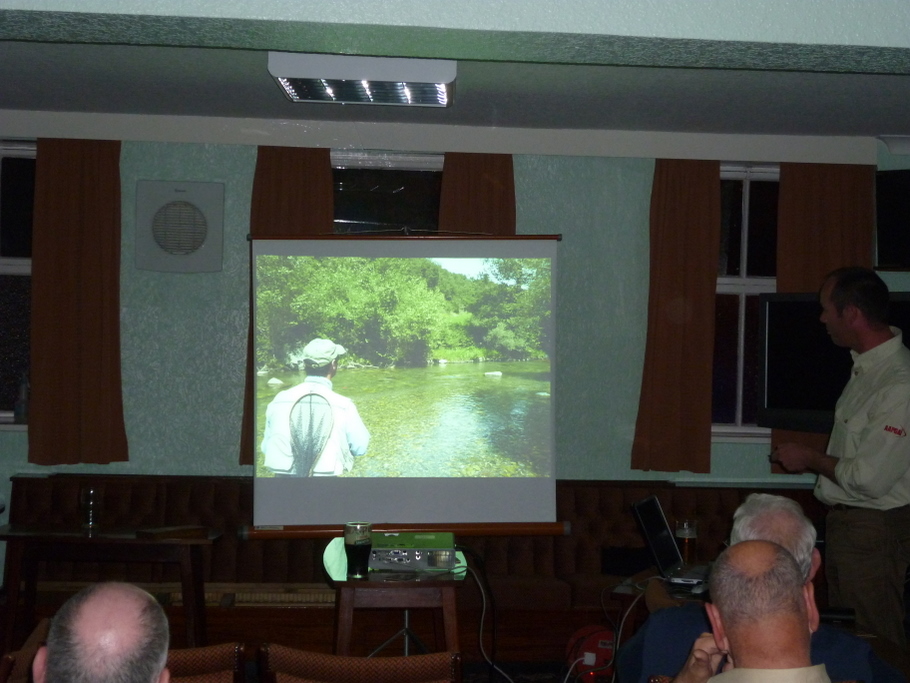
left=712, top=163, right=779, bottom=438
left=331, top=150, right=443, bottom=235
left=0, top=140, right=35, bottom=424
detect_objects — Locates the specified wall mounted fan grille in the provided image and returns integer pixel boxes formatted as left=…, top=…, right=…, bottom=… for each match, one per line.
left=152, top=200, right=208, bottom=255
left=136, top=180, right=224, bottom=272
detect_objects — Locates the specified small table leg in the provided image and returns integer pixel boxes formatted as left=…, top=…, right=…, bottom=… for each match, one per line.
left=334, top=587, right=355, bottom=655
left=441, top=587, right=459, bottom=652
left=179, top=545, right=207, bottom=647
left=1, top=539, right=24, bottom=653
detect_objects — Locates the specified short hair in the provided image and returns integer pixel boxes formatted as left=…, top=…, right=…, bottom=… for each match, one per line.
left=730, top=494, right=816, bottom=581
left=709, top=541, right=805, bottom=630
left=304, top=361, right=334, bottom=377
left=824, top=266, right=890, bottom=326
left=44, top=583, right=169, bottom=683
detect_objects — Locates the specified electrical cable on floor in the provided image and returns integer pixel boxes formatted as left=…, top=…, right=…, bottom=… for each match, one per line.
left=464, top=564, right=515, bottom=683
left=576, top=575, right=662, bottom=683
left=563, top=656, right=586, bottom=683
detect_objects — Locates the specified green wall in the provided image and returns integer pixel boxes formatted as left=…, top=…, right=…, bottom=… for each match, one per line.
left=12, top=141, right=909, bottom=550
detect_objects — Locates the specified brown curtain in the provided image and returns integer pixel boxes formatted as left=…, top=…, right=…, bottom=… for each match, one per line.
left=772, top=162, right=875, bottom=457
left=29, top=139, right=127, bottom=465
left=438, top=153, right=516, bottom=235
left=631, top=159, right=721, bottom=473
left=239, top=147, right=334, bottom=465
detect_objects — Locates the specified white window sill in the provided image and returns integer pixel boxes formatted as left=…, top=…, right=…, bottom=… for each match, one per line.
left=711, top=425, right=772, bottom=445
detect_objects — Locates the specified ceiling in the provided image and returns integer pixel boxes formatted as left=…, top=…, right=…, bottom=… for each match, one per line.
left=2, top=10, right=910, bottom=140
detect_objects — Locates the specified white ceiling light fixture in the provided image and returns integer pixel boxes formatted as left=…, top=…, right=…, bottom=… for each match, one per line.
left=268, top=52, right=456, bottom=107
left=878, top=136, right=910, bottom=155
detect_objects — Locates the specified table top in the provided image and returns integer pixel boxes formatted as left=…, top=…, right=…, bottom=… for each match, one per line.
left=322, top=536, right=467, bottom=586
left=0, top=524, right=221, bottom=545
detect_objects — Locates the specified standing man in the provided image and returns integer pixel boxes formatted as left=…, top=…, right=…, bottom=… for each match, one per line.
left=774, top=266, right=910, bottom=649
left=262, top=338, right=370, bottom=476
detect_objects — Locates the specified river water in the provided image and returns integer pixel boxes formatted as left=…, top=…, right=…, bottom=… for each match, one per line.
left=256, top=360, right=552, bottom=478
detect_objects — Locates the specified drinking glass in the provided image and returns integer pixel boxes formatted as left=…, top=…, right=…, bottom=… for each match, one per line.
left=675, top=518, right=698, bottom=565
left=80, top=485, right=100, bottom=534
left=343, top=522, right=372, bottom=578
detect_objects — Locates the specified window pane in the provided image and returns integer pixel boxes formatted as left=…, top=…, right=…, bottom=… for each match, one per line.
left=0, top=157, right=36, bottom=258
left=333, top=168, right=441, bottom=235
left=719, top=180, right=743, bottom=276
left=742, top=294, right=760, bottom=424
left=746, top=180, right=778, bottom=277
left=712, top=293, right=739, bottom=423
left=0, top=275, right=30, bottom=412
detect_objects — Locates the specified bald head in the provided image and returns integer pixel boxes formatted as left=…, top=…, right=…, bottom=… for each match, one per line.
left=706, top=541, right=817, bottom=669
left=35, top=582, right=170, bottom=683
left=710, top=540, right=806, bottom=628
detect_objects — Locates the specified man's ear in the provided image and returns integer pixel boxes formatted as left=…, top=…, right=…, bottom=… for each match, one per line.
left=804, top=582, right=820, bottom=634
left=31, top=645, right=48, bottom=683
left=842, top=304, right=862, bottom=327
left=809, top=549, right=822, bottom=581
left=705, top=603, right=730, bottom=653
left=158, top=666, right=170, bottom=683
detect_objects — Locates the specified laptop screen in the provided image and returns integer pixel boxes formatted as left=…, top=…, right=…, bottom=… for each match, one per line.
left=632, top=495, right=685, bottom=575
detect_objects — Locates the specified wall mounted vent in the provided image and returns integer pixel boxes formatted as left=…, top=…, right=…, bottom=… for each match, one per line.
left=135, top=180, right=224, bottom=272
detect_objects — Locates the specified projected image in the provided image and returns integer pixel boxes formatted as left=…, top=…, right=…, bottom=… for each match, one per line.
left=254, top=252, right=552, bottom=479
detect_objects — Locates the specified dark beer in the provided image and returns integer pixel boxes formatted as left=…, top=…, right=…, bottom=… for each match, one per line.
left=345, top=541, right=372, bottom=578
left=343, top=521, right=372, bottom=578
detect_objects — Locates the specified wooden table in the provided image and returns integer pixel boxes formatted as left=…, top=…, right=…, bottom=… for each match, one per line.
left=0, top=524, right=219, bottom=652
left=322, top=537, right=465, bottom=656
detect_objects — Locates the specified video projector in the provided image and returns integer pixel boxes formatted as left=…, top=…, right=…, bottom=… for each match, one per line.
left=368, top=531, right=456, bottom=572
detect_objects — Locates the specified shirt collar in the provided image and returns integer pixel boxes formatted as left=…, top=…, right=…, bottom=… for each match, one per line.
left=851, top=326, right=904, bottom=371
left=303, top=376, right=333, bottom=389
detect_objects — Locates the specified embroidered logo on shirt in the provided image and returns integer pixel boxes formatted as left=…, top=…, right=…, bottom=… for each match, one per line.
left=884, top=425, right=907, bottom=437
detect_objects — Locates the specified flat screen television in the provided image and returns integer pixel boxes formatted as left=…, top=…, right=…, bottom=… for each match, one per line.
left=758, top=291, right=910, bottom=434
left=250, top=237, right=557, bottom=526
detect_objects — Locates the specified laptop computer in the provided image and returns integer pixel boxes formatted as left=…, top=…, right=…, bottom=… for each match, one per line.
left=631, top=495, right=710, bottom=585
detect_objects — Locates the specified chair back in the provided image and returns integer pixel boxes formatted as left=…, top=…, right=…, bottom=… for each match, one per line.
left=259, top=644, right=461, bottom=683
left=166, top=642, right=246, bottom=683
left=0, top=618, right=51, bottom=683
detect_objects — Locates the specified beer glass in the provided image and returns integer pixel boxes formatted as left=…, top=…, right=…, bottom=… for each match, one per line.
left=675, top=518, right=697, bottom=565
left=343, top=522, right=372, bottom=578
left=80, top=485, right=100, bottom=535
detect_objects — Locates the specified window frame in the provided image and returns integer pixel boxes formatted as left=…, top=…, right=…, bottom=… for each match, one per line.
left=712, top=162, right=779, bottom=443
left=0, top=139, right=35, bottom=425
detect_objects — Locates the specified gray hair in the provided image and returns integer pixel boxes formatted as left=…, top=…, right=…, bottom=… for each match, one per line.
left=709, top=540, right=806, bottom=630
left=730, top=493, right=816, bottom=581
left=44, top=582, right=169, bottom=683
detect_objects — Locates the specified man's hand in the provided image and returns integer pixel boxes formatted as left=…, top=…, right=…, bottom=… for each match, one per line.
left=772, top=443, right=840, bottom=483
left=672, top=633, right=729, bottom=683
left=771, top=443, right=816, bottom=473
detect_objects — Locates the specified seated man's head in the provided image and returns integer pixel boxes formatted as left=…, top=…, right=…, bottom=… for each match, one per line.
left=301, top=338, right=346, bottom=377
left=730, top=493, right=820, bottom=582
left=706, top=540, right=819, bottom=670
left=33, top=582, right=170, bottom=683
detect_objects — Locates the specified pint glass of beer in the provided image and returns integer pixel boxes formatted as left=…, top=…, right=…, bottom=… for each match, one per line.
left=675, top=518, right=698, bottom=565
left=343, top=522, right=372, bottom=578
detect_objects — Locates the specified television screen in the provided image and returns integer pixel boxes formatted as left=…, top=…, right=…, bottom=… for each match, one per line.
left=251, top=237, right=557, bottom=525
left=758, top=291, right=910, bottom=434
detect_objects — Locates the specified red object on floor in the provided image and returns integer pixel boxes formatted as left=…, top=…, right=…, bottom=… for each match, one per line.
left=566, top=624, right=614, bottom=680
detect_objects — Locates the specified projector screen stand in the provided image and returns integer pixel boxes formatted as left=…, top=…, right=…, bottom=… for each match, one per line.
left=368, top=609, right=429, bottom=657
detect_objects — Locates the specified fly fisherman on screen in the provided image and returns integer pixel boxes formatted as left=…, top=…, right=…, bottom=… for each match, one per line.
left=261, top=338, right=370, bottom=476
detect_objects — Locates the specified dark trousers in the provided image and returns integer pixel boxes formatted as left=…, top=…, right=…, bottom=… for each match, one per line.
left=826, top=505, right=910, bottom=650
